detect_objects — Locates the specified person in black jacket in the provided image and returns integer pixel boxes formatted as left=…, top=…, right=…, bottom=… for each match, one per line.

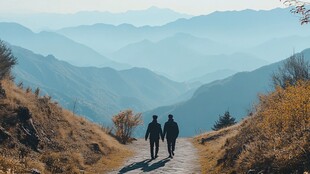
left=163, top=114, right=179, bottom=158
left=145, top=115, right=163, bottom=159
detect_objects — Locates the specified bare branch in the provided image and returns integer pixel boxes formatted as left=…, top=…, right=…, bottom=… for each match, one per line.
left=281, top=0, right=310, bottom=24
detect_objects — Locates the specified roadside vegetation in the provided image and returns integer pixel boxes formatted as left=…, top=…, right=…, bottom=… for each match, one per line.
left=212, top=110, right=236, bottom=131
left=112, top=109, right=142, bottom=144
left=195, top=54, right=310, bottom=173
left=0, top=41, right=131, bottom=173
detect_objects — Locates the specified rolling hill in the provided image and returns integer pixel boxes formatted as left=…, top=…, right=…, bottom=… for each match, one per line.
left=56, top=8, right=309, bottom=82
left=112, top=34, right=268, bottom=81
left=57, top=8, right=310, bottom=56
left=0, top=22, right=127, bottom=69
left=58, top=23, right=165, bottom=55
left=189, top=69, right=237, bottom=84
left=161, top=8, right=310, bottom=46
left=0, top=6, right=192, bottom=31
left=144, top=48, right=310, bottom=137
left=11, top=45, right=191, bottom=123
left=0, top=76, right=130, bottom=174
left=246, top=35, right=310, bottom=62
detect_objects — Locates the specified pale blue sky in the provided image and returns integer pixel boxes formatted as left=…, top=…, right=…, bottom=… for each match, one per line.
left=0, top=0, right=285, bottom=15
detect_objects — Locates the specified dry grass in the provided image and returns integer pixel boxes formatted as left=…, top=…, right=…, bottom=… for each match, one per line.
left=194, top=81, right=310, bottom=174
left=0, top=79, right=132, bottom=173
left=193, top=123, right=240, bottom=174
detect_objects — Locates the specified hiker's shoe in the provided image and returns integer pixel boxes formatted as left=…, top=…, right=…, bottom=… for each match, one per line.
left=169, top=155, right=173, bottom=159
left=155, top=155, right=158, bottom=158
left=172, top=151, right=174, bottom=156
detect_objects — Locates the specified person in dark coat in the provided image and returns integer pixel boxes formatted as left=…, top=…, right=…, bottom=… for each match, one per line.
left=145, top=115, right=163, bottom=159
left=163, top=114, right=179, bottom=158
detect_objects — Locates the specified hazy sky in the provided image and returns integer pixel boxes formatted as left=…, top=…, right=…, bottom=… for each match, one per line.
left=0, top=0, right=285, bottom=15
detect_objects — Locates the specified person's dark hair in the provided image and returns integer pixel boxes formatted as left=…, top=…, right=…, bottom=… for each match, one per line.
left=152, top=115, right=158, bottom=119
left=168, top=114, right=173, bottom=119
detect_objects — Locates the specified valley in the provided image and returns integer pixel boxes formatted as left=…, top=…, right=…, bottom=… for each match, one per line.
left=0, top=3, right=309, bottom=173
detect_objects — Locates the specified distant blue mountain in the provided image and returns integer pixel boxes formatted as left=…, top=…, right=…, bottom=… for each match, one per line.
left=189, top=69, right=237, bottom=84
left=0, top=6, right=192, bottom=31
left=58, top=23, right=163, bottom=54
left=0, top=22, right=127, bottom=69
left=162, top=8, right=310, bottom=45
left=143, top=48, right=310, bottom=137
left=55, top=8, right=310, bottom=83
left=112, top=33, right=268, bottom=81
left=57, top=8, right=310, bottom=56
left=247, top=35, right=310, bottom=62
left=11, top=45, right=192, bottom=123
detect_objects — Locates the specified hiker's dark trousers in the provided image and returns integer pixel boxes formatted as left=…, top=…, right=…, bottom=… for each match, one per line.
left=150, top=139, right=159, bottom=158
left=167, top=138, right=176, bottom=156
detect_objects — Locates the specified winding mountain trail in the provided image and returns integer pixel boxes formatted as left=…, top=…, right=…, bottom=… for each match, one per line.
left=109, top=138, right=201, bottom=174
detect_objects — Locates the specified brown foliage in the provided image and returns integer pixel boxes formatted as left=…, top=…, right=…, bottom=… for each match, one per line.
left=0, top=79, right=130, bottom=173
left=193, top=124, right=240, bottom=174
left=34, top=87, right=40, bottom=98
left=112, top=110, right=142, bottom=144
left=219, top=81, right=310, bottom=173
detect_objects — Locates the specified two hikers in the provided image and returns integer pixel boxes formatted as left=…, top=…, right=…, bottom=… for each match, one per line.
left=145, top=114, right=179, bottom=159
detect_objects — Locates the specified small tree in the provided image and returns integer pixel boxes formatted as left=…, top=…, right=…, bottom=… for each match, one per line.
left=212, top=111, right=236, bottom=131
left=112, top=109, right=142, bottom=144
left=0, top=40, right=17, bottom=80
left=272, top=54, right=310, bottom=89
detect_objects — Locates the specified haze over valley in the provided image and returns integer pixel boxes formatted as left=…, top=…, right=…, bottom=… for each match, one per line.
left=1, top=1, right=310, bottom=173
left=1, top=6, right=310, bottom=136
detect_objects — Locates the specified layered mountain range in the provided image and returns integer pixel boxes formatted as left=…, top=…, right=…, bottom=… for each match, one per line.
left=1, top=7, right=309, bottom=136
left=144, top=49, right=310, bottom=136
left=12, top=45, right=191, bottom=123
left=0, top=6, right=192, bottom=31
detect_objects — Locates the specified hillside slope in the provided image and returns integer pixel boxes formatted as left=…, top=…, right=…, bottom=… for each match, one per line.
left=0, top=22, right=126, bottom=69
left=145, top=48, right=310, bottom=136
left=11, top=45, right=191, bottom=123
left=0, top=79, right=130, bottom=173
left=162, top=8, right=310, bottom=45
left=194, top=81, right=310, bottom=173
left=0, top=7, right=192, bottom=31
left=247, top=35, right=310, bottom=62
left=112, top=34, right=267, bottom=81
left=58, top=8, right=310, bottom=56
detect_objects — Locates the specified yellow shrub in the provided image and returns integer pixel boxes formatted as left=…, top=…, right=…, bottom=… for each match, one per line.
left=112, top=110, right=142, bottom=144
left=220, top=81, right=310, bottom=173
left=259, top=81, right=310, bottom=135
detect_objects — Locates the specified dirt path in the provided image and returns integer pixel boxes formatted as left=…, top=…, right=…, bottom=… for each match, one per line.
left=108, top=138, right=201, bottom=174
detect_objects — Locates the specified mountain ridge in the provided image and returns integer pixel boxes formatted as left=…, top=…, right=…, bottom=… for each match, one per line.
left=0, top=77, right=130, bottom=173
left=11, top=44, right=191, bottom=123
left=0, top=6, right=192, bottom=31
left=144, top=48, right=310, bottom=136
left=112, top=35, right=268, bottom=81
left=0, top=22, right=128, bottom=69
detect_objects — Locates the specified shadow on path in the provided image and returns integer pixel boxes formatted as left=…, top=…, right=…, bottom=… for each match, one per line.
left=118, top=158, right=170, bottom=173
left=142, top=157, right=170, bottom=172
